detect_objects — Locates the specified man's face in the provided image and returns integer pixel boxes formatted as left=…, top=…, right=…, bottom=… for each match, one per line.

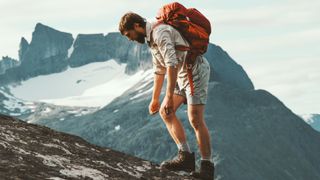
left=123, top=29, right=145, bottom=44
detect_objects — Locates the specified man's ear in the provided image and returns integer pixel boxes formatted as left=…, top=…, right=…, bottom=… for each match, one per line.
left=133, top=23, right=140, bottom=30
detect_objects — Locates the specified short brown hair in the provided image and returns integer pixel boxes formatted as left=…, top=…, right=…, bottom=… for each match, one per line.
left=119, top=12, right=146, bottom=35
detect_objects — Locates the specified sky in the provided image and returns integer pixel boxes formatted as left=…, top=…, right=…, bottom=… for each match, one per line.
left=0, top=0, right=319, bottom=114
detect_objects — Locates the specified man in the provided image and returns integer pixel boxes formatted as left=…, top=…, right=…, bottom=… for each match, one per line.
left=119, top=12, right=214, bottom=180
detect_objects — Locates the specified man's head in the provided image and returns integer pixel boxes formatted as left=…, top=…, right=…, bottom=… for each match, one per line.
left=119, top=12, right=146, bottom=44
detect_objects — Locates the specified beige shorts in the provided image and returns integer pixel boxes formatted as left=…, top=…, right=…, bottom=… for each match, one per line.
left=174, top=57, right=211, bottom=105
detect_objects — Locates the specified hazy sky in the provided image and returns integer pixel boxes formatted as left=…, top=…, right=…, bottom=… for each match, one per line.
left=0, top=0, right=319, bottom=114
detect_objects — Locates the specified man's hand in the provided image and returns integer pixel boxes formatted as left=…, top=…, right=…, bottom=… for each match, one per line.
left=149, top=99, right=160, bottom=115
left=161, top=95, right=174, bottom=115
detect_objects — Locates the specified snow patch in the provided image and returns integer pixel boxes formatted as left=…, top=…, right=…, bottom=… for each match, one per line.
left=15, top=147, right=30, bottom=155
left=47, top=177, right=65, bottom=180
left=67, top=39, right=75, bottom=58
left=43, top=143, right=72, bottom=155
left=130, top=87, right=153, bottom=100
left=104, top=162, right=144, bottom=179
left=0, top=141, right=9, bottom=148
left=300, top=114, right=315, bottom=123
left=0, top=88, right=34, bottom=114
left=116, top=162, right=143, bottom=178
left=75, top=143, right=86, bottom=148
left=35, top=153, right=70, bottom=167
left=93, top=160, right=107, bottom=166
left=43, top=107, right=52, bottom=113
left=115, top=125, right=120, bottom=131
left=9, top=60, right=153, bottom=107
left=59, top=165, right=109, bottom=180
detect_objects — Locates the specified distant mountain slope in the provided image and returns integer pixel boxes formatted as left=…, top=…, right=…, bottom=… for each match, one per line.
left=30, top=42, right=320, bottom=179
left=301, top=114, right=320, bottom=132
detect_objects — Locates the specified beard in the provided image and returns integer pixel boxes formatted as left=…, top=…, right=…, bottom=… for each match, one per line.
left=136, top=31, right=145, bottom=44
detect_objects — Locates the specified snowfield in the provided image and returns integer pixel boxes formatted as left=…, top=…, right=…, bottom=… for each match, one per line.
left=9, top=60, right=153, bottom=108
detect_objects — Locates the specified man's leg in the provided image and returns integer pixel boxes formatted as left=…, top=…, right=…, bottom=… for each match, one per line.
left=159, top=94, right=195, bottom=172
left=188, top=104, right=215, bottom=180
left=159, top=94, right=187, bottom=146
left=187, top=104, right=211, bottom=160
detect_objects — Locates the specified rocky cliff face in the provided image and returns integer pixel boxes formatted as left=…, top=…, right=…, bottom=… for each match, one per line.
left=104, top=32, right=152, bottom=75
left=0, top=114, right=193, bottom=179
left=0, top=24, right=152, bottom=85
left=0, top=23, right=253, bottom=91
left=18, top=37, right=29, bottom=62
left=21, top=23, right=73, bottom=74
left=69, top=33, right=110, bottom=67
left=0, top=23, right=73, bottom=84
left=0, top=56, right=20, bottom=75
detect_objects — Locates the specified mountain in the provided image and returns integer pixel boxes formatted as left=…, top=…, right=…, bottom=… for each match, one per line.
left=300, top=114, right=320, bottom=132
left=0, top=56, right=20, bottom=75
left=28, top=44, right=320, bottom=179
left=1, top=23, right=319, bottom=180
left=69, top=32, right=151, bottom=75
left=0, top=114, right=194, bottom=179
left=0, top=23, right=73, bottom=84
left=0, top=23, right=152, bottom=85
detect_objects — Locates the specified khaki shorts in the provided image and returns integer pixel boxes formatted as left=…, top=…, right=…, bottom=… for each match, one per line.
left=174, top=57, right=211, bottom=105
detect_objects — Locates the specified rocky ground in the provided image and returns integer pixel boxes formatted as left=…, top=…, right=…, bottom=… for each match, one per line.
left=0, top=114, right=194, bottom=179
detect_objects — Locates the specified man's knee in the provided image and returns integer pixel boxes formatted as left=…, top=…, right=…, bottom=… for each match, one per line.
left=188, top=108, right=203, bottom=130
left=160, top=107, right=175, bottom=122
left=189, top=117, right=201, bottom=130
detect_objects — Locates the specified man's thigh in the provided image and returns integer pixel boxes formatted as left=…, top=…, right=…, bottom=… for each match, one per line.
left=187, top=104, right=205, bottom=120
left=172, top=94, right=187, bottom=112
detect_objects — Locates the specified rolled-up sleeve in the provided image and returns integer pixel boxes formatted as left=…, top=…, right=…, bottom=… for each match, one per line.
left=153, top=28, right=179, bottom=68
left=152, top=53, right=166, bottom=75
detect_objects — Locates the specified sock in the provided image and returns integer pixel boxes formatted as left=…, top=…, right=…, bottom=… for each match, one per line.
left=177, top=142, right=191, bottom=152
left=201, top=156, right=212, bottom=163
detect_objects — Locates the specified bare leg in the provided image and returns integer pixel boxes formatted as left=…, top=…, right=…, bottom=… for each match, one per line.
left=187, top=104, right=211, bottom=159
left=160, top=94, right=187, bottom=145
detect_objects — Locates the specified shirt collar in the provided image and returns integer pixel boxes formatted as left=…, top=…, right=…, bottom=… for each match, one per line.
left=146, top=21, right=155, bottom=43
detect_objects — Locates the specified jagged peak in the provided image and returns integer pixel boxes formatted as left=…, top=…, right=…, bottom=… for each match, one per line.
left=75, top=33, right=105, bottom=40
left=19, top=37, right=29, bottom=45
left=33, top=22, right=72, bottom=37
left=1, top=56, right=18, bottom=62
left=105, top=32, right=121, bottom=37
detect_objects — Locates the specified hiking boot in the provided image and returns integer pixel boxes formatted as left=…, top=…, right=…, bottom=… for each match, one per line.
left=190, top=160, right=215, bottom=180
left=160, top=150, right=195, bottom=172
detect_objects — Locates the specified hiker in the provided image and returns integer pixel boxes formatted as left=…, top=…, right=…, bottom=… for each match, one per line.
left=118, top=3, right=214, bottom=180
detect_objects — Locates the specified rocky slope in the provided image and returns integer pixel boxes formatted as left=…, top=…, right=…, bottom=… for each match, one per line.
left=0, top=114, right=193, bottom=179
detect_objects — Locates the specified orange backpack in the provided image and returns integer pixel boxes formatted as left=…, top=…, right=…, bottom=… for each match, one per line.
left=152, top=2, right=212, bottom=96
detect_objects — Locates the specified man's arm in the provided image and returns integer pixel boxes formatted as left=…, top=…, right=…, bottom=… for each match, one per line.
left=152, top=73, right=165, bottom=101
left=166, top=66, right=178, bottom=98
left=149, top=73, right=164, bottom=115
left=153, top=27, right=179, bottom=115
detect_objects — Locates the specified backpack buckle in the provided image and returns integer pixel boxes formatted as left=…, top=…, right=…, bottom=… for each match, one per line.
left=186, top=63, right=193, bottom=69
